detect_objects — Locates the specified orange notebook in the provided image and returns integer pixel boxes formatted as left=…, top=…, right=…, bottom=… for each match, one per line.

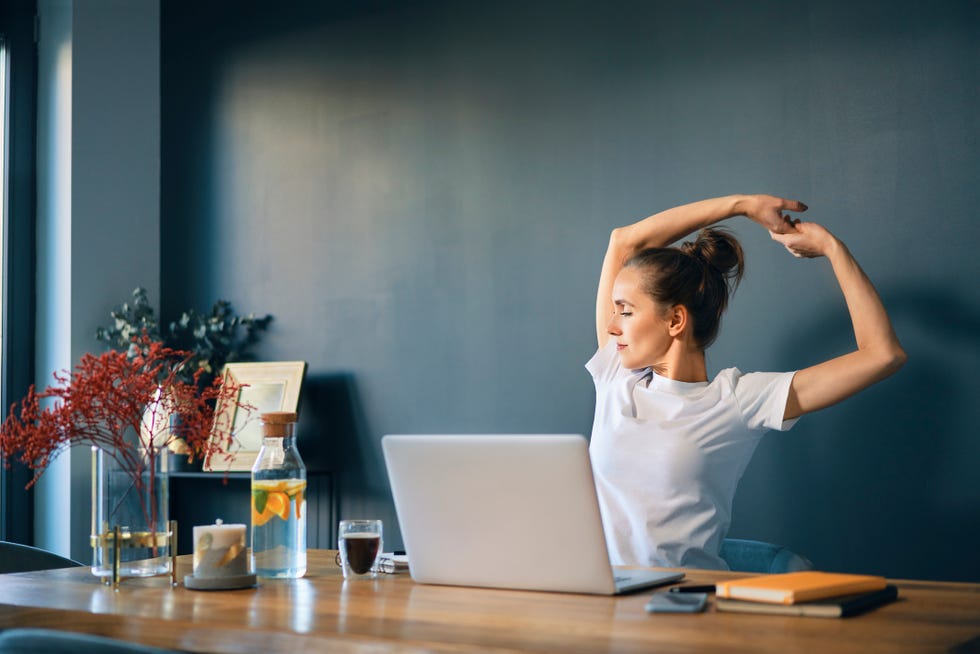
left=715, top=571, right=888, bottom=605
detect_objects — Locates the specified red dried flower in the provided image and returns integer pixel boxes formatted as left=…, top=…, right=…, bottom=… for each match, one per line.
left=0, top=337, right=251, bottom=494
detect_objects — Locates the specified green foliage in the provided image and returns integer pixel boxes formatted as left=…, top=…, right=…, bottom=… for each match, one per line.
left=96, top=287, right=273, bottom=386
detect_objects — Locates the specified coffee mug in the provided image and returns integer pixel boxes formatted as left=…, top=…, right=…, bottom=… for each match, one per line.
left=338, top=519, right=383, bottom=579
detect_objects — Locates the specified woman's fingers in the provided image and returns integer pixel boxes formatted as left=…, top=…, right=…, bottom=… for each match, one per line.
left=772, top=198, right=807, bottom=231
left=781, top=198, right=809, bottom=213
left=770, top=224, right=820, bottom=258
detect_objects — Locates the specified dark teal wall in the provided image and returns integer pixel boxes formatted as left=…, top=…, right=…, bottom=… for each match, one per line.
left=162, top=0, right=980, bottom=581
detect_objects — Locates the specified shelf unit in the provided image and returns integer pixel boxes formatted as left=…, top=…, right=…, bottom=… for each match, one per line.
left=169, top=471, right=337, bottom=556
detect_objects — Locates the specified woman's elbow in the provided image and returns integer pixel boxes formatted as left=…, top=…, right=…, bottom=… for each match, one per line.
left=608, top=227, right=628, bottom=251
left=607, top=227, right=635, bottom=262
left=880, top=345, right=908, bottom=377
left=893, top=346, right=908, bottom=372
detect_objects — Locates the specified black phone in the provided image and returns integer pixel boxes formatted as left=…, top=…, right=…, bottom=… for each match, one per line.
left=645, top=591, right=708, bottom=614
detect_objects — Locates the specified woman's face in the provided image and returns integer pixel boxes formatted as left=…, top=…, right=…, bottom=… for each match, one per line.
left=607, top=266, right=673, bottom=370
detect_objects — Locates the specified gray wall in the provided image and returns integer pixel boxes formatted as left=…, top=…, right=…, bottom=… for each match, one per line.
left=161, top=0, right=980, bottom=581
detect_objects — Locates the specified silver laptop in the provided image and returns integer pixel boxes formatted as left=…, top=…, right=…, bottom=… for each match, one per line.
left=381, top=434, right=684, bottom=595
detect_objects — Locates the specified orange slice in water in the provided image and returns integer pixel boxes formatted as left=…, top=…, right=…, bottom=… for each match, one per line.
left=295, top=488, right=303, bottom=519
left=265, top=491, right=290, bottom=521
left=252, top=503, right=272, bottom=527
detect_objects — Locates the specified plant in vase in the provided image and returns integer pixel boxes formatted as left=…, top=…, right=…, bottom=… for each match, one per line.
left=96, top=287, right=272, bottom=466
left=0, top=337, right=252, bottom=580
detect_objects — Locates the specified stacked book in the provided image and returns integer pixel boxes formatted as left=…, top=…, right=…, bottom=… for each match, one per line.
left=715, top=571, right=898, bottom=618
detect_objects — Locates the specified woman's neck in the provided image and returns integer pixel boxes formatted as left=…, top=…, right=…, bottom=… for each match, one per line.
left=651, top=342, right=708, bottom=383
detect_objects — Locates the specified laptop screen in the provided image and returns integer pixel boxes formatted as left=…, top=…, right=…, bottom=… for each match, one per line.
left=382, top=434, right=625, bottom=594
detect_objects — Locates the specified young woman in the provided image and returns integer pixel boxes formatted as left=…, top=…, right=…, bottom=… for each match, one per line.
left=588, top=194, right=906, bottom=569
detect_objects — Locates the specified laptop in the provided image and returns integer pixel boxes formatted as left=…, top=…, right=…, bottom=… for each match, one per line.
left=381, top=434, right=684, bottom=595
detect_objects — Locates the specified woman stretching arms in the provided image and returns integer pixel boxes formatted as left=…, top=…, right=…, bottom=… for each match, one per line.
left=588, top=194, right=906, bottom=569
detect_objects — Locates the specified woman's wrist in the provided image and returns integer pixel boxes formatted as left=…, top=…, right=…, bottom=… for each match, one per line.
left=730, top=194, right=753, bottom=217
left=824, top=234, right=847, bottom=260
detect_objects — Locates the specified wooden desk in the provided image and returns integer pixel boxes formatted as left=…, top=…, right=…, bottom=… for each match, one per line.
left=0, top=550, right=977, bottom=653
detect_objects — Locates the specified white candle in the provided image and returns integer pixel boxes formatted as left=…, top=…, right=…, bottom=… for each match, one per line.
left=192, top=519, right=248, bottom=578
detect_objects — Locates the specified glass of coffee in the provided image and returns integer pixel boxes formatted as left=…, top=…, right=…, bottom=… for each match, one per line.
left=338, top=519, right=383, bottom=579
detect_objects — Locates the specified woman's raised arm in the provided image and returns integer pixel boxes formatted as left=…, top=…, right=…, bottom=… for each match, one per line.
left=772, top=222, right=907, bottom=420
left=595, top=194, right=807, bottom=347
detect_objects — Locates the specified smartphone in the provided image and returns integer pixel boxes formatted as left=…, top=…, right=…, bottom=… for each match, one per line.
left=645, top=591, right=708, bottom=614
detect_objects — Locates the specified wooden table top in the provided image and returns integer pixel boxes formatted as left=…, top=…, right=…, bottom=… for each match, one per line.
left=0, top=550, right=977, bottom=653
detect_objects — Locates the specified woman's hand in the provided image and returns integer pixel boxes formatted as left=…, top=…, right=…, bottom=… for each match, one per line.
left=736, top=195, right=808, bottom=234
left=769, top=221, right=838, bottom=258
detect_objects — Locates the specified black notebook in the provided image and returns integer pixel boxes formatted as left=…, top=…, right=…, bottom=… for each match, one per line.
left=715, top=584, right=899, bottom=618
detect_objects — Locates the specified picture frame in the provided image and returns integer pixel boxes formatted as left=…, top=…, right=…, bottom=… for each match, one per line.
left=204, top=361, right=307, bottom=472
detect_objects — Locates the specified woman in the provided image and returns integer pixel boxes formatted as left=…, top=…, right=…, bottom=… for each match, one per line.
left=588, top=194, right=906, bottom=569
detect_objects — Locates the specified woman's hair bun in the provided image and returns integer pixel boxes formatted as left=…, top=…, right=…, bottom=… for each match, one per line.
left=683, top=227, right=745, bottom=286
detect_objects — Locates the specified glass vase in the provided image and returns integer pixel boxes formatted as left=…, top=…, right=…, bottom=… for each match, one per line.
left=90, top=446, right=171, bottom=579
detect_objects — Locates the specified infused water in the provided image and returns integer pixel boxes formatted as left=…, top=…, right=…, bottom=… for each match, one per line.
left=251, top=478, right=307, bottom=577
left=251, top=412, right=307, bottom=579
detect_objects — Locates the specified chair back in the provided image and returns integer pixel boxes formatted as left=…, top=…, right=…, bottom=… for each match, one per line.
left=0, top=628, right=178, bottom=653
left=0, top=541, right=84, bottom=574
left=719, top=538, right=814, bottom=574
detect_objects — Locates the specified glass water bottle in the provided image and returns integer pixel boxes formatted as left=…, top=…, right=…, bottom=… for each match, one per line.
left=251, top=411, right=307, bottom=578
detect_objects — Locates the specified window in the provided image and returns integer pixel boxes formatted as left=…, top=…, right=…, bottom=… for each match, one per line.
left=0, top=4, right=39, bottom=542
left=0, top=35, right=8, bottom=525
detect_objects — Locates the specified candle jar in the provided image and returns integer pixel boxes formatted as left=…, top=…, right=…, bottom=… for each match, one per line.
left=184, top=519, right=256, bottom=590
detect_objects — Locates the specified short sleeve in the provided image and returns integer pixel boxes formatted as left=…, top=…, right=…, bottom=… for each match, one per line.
left=729, top=369, right=800, bottom=432
left=585, top=339, right=622, bottom=385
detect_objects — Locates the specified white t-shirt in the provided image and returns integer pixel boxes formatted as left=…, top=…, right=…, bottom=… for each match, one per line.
left=586, top=340, right=799, bottom=569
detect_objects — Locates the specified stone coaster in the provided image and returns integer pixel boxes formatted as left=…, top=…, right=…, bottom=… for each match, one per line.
left=184, top=573, right=258, bottom=591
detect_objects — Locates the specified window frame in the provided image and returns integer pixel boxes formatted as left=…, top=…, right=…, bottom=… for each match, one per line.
left=0, top=0, right=38, bottom=544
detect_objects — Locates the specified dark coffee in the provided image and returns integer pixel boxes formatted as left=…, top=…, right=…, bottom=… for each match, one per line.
left=342, top=533, right=380, bottom=574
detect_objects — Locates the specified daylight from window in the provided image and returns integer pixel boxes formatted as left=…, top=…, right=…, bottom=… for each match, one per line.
left=0, top=37, right=8, bottom=512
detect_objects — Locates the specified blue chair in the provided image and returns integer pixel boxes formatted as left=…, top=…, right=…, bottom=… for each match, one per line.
left=719, top=538, right=814, bottom=573
left=0, top=629, right=178, bottom=654
left=0, top=541, right=84, bottom=574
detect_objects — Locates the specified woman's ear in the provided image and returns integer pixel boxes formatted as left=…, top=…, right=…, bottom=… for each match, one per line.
left=667, top=305, right=689, bottom=337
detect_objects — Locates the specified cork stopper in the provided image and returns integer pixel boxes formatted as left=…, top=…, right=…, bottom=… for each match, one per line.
left=261, top=412, right=298, bottom=438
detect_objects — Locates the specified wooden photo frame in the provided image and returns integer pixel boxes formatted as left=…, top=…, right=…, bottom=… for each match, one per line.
left=204, top=361, right=307, bottom=472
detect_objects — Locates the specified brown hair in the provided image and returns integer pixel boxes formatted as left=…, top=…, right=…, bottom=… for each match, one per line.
left=624, top=227, right=745, bottom=349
